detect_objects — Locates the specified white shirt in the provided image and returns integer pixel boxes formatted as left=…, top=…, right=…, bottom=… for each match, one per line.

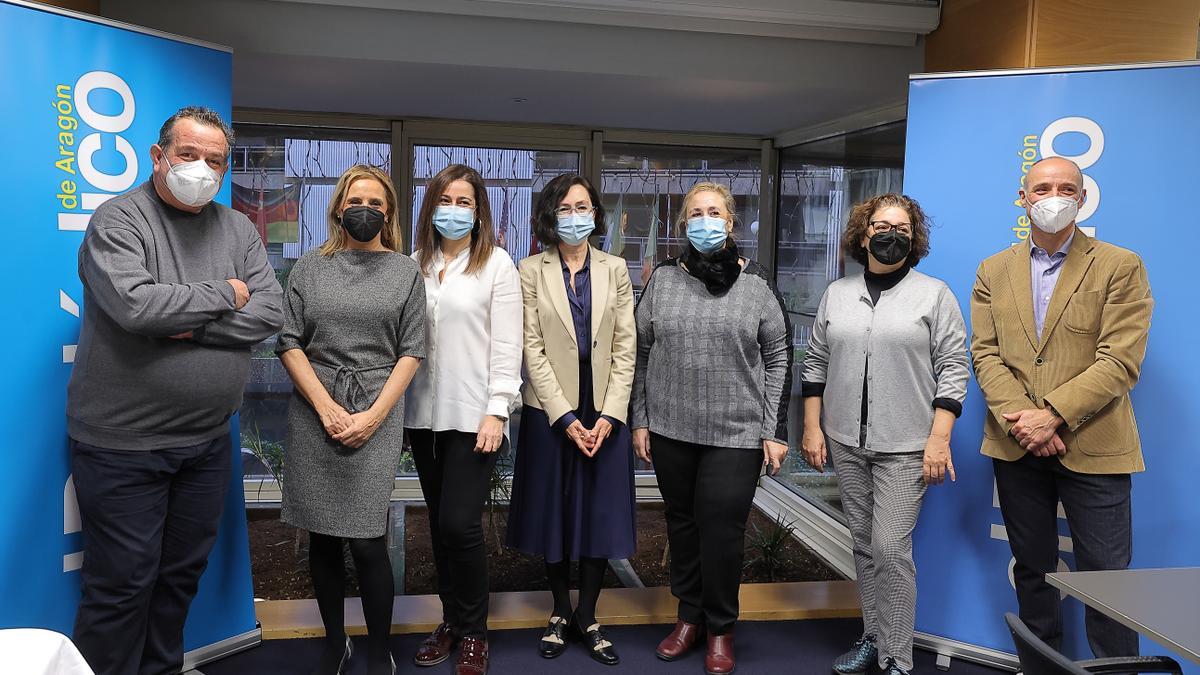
left=404, top=245, right=523, bottom=435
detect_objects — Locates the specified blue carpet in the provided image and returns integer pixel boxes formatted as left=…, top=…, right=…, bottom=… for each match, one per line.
left=199, top=619, right=1008, bottom=674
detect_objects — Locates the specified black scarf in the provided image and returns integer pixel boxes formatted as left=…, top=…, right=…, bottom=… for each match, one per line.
left=680, top=240, right=742, bottom=295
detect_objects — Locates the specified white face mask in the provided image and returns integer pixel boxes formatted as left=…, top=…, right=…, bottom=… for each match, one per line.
left=1028, top=195, right=1079, bottom=234
left=163, top=155, right=222, bottom=208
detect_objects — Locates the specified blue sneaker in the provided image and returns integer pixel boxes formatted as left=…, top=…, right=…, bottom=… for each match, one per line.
left=881, top=657, right=911, bottom=675
left=832, top=634, right=877, bottom=674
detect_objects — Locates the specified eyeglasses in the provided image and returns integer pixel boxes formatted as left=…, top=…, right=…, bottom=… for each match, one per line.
left=555, top=204, right=595, bottom=217
left=869, top=220, right=913, bottom=236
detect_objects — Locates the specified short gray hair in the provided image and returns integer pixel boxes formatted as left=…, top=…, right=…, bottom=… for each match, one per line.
left=158, top=106, right=235, bottom=151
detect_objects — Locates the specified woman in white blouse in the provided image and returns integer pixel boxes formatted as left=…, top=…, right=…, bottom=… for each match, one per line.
left=405, top=163, right=522, bottom=675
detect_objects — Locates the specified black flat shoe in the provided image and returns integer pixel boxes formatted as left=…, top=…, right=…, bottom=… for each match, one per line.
left=538, top=616, right=569, bottom=658
left=571, top=614, right=619, bottom=666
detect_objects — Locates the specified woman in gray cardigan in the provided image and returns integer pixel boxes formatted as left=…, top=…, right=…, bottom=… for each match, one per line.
left=631, top=182, right=791, bottom=675
left=800, top=193, right=969, bottom=675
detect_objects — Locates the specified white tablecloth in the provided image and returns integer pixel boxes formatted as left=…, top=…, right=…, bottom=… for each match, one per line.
left=0, top=629, right=94, bottom=675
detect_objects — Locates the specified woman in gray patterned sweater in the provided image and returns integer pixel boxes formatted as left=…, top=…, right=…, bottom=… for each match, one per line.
left=631, top=182, right=792, bottom=675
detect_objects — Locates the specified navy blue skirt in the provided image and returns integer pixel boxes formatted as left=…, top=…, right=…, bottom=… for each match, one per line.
left=506, top=362, right=637, bottom=562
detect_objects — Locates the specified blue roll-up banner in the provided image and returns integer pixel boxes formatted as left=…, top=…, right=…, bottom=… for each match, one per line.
left=906, top=62, right=1200, bottom=671
left=0, top=0, right=258, bottom=660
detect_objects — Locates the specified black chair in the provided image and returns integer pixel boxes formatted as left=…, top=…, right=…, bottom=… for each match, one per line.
left=1005, top=613, right=1183, bottom=674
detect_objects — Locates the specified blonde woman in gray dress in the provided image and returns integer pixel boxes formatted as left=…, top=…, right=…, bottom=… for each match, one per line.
left=277, top=164, right=426, bottom=675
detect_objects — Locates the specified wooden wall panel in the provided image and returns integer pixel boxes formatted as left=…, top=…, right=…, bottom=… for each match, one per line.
left=1031, top=0, right=1200, bottom=67
left=925, top=0, right=1199, bottom=73
left=925, top=0, right=1034, bottom=72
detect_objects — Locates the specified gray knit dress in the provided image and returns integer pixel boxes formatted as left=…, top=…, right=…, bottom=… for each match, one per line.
left=276, top=249, right=426, bottom=539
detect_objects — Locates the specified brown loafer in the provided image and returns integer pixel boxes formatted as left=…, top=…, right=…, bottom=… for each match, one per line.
left=705, top=632, right=735, bottom=675
left=656, top=619, right=704, bottom=661
left=414, top=622, right=457, bottom=667
left=454, top=636, right=489, bottom=675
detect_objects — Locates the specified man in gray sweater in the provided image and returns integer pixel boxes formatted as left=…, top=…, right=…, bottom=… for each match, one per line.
left=66, top=107, right=283, bottom=675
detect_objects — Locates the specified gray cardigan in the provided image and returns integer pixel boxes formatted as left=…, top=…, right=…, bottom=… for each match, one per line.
left=631, top=259, right=792, bottom=449
left=801, top=269, right=969, bottom=453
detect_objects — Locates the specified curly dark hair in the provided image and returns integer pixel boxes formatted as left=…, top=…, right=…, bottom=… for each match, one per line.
left=531, top=173, right=607, bottom=247
left=841, top=193, right=931, bottom=268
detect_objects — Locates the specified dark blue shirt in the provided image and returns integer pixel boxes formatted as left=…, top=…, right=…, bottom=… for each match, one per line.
left=562, top=249, right=592, bottom=363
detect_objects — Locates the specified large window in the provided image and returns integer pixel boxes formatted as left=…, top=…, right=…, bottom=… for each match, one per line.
left=599, top=143, right=761, bottom=290
left=230, top=124, right=391, bottom=480
left=772, top=122, right=906, bottom=519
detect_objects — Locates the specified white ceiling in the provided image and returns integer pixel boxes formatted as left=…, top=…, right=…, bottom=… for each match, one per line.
left=98, top=0, right=933, bottom=137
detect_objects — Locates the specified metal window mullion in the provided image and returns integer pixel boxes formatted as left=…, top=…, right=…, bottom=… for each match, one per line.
left=759, top=137, right=779, bottom=275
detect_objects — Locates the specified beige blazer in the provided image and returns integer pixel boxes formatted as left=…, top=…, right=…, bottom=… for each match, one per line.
left=518, top=246, right=636, bottom=424
left=970, top=230, right=1153, bottom=474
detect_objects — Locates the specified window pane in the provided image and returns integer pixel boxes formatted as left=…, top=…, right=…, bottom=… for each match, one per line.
left=410, top=145, right=580, bottom=267
left=772, top=122, right=906, bottom=521
left=599, top=143, right=761, bottom=291
left=230, top=125, right=392, bottom=479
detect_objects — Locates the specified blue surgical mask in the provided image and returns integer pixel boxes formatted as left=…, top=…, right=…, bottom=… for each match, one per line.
left=433, top=205, right=475, bottom=241
left=556, top=213, right=595, bottom=245
left=686, top=215, right=729, bottom=253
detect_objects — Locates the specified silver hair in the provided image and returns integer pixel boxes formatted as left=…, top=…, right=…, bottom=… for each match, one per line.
left=157, top=106, right=235, bottom=151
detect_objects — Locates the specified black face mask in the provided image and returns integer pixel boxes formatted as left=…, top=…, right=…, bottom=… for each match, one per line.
left=341, top=206, right=386, bottom=242
left=868, top=231, right=911, bottom=266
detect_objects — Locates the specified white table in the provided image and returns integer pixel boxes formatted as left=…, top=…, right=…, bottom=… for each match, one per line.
left=1047, top=567, right=1200, bottom=665
left=0, top=628, right=94, bottom=675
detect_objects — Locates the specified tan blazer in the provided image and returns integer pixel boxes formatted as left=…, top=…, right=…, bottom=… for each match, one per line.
left=970, top=229, right=1153, bottom=474
left=518, top=246, right=636, bottom=424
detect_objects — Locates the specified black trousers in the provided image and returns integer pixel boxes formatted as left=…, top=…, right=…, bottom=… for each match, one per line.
left=70, top=434, right=231, bottom=675
left=994, top=454, right=1138, bottom=658
left=409, top=428, right=500, bottom=638
left=651, top=433, right=762, bottom=635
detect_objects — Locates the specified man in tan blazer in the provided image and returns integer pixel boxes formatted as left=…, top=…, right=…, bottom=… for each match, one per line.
left=970, top=157, right=1152, bottom=659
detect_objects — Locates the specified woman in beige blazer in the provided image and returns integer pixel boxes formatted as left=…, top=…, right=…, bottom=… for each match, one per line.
left=506, top=173, right=636, bottom=666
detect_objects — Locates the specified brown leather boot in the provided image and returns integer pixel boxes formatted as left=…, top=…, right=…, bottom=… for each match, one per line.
left=454, top=636, right=489, bottom=675
left=655, top=620, right=704, bottom=661
left=413, top=623, right=457, bottom=667
left=705, top=632, right=735, bottom=675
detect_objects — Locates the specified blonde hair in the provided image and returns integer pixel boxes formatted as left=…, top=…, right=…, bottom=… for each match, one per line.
left=674, top=181, right=737, bottom=236
left=319, top=164, right=402, bottom=256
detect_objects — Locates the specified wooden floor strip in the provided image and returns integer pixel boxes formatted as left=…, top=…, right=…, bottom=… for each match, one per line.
left=255, top=581, right=862, bottom=640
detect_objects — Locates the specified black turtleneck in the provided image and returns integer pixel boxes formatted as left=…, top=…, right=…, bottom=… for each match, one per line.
left=865, top=263, right=909, bottom=304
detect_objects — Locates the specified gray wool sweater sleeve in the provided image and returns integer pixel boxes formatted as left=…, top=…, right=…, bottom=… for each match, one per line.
left=931, top=284, right=970, bottom=404
left=80, top=205, right=236, bottom=337
left=193, top=225, right=284, bottom=347
left=756, top=270, right=793, bottom=445
left=630, top=270, right=656, bottom=430
left=275, top=253, right=309, bottom=354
